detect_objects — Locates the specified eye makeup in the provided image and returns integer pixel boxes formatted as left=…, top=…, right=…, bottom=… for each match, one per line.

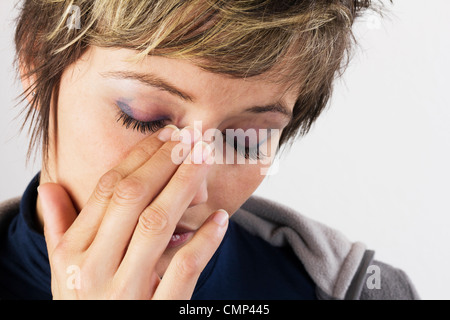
left=115, top=100, right=134, bottom=118
left=113, top=98, right=276, bottom=161
left=114, top=99, right=169, bottom=134
left=222, top=129, right=273, bottom=161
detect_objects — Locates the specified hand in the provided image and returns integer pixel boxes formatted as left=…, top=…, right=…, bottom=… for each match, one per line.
left=38, top=125, right=228, bottom=299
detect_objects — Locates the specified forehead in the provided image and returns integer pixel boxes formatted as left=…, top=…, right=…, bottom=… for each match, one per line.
left=84, top=46, right=299, bottom=109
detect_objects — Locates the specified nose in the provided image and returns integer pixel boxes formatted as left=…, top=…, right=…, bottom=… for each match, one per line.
left=179, top=117, right=216, bottom=208
left=188, top=179, right=208, bottom=208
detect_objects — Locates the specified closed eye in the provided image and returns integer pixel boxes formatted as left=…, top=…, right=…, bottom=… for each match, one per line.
left=115, top=108, right=167, bottom=134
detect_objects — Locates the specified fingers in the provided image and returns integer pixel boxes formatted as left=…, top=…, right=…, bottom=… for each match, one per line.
left=39, top=183, right=78, bottom=256
left=87, top=127, right=202, bottom=267
left=152, top=210, right=229, bottom=300
left=111, top=139, right=213, bottom=280
left=60, top=125, right=180, bottom=252
left=44, top=123, right=217, bottom=299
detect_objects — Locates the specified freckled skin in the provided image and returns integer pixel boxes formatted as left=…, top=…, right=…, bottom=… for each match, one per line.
left=37, top=46, right=297, bottom=274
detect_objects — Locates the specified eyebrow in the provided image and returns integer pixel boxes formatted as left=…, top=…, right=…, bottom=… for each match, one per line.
left=245, top=103, right=292, bottom=119
left=101, top=70, right=293, bottom=119
left=100, top=70, right=194, bottom=102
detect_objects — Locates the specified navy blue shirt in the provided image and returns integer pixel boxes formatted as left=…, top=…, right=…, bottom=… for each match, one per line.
left=0, top=174, right=317, bottom=300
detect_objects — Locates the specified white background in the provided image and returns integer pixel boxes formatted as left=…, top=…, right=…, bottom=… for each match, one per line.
left=1, top=1, right=449, bottom=299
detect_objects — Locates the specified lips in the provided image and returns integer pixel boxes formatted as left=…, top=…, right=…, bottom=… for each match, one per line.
left=167, top=226, right=195, bottom=249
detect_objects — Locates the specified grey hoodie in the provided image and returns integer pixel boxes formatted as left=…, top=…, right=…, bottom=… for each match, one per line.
left=0, top=195, right=419, bottom=300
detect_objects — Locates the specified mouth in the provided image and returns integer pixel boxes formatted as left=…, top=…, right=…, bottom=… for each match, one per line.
left=167, top=226, right=196, bottom=249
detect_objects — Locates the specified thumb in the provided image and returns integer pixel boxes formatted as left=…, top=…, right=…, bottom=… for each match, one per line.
left=38, top=183, right=78, bottom=255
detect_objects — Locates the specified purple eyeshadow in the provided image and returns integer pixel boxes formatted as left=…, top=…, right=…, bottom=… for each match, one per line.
left=115, top=99, right=169, bottom=122
left=116, top=100, right=134, bottom=117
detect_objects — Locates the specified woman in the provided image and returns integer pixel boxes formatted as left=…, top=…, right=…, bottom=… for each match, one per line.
left=0, top=0, right=418, bottom=299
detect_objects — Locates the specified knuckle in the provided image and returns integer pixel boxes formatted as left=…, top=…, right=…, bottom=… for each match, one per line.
left=173, top=165, right=194, bottom=187
left=131, top=145, right=153, bottom=161
left=137, top=204, right=170, bottom=235
left=114, top=176, right=146, bottom=204
left=158, top=144, right=175, bottom=161
left=50, top=243, right=68, bottom=267
left=94, top=170, right=123, bottom=203
left=175, top=251, right=201, bottom=278
left=50, top=241, right=75, bottom=270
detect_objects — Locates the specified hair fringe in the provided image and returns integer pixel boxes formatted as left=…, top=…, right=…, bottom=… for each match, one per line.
left=13, top=0, right=390, bottom=161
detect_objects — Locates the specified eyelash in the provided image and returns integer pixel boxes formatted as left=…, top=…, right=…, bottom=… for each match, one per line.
left=116, top=110, right=167, bottom=134
left=238, top=144, right=265, bottom=161
left=222, top=133, right=266, bottom=160
left=116, top=110, right=266, bottom=160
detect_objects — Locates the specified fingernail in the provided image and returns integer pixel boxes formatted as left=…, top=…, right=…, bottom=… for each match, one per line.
left=157, top=125, right=179, bottom=142
left=213, top=209, right=229, bottom=227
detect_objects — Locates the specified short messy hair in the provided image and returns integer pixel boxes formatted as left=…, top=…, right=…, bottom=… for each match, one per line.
left=14, top=0, right=383, bottom=161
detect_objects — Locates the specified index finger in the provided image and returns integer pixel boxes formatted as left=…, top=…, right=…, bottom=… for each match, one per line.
left=113, top=141, right=214, bottom=284
left=60, top=125, right=180, bottom=251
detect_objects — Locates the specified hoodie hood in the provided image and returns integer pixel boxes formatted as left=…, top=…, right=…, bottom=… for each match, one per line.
left=231, top=195, right=371, bottom=300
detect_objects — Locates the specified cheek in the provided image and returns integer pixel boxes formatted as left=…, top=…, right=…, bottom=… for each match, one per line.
left=206, top=162, right=267, bottom=216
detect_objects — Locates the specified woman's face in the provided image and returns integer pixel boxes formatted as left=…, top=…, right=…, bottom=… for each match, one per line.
left=41, top=46, right=296, bottom=266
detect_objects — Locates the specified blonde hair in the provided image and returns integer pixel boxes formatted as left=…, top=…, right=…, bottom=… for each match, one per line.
left=14, top=0, right=381, bottom=160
